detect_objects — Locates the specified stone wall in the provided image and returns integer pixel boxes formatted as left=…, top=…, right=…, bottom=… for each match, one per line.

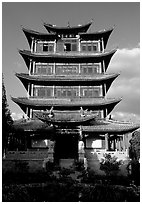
left=2, top=159, right=45, bottom=173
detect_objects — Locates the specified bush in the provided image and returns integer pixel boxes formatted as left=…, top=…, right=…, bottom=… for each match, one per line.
left=100, top=153, right=122, bottom=176
left=80, top=184, right=139, bottom=202
left=3, top=182, right=140, bottom=202
left=127, top=160, right=140, bottom=186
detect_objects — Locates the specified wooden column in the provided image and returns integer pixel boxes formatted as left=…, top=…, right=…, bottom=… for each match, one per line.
left=31, top=37, right=34, bottom=52
left=29, top=59, right=32, bottom=75
left=54, top=40, right=56, bottom=53
left=101, top=37, right=104, bottom=52
left=79, top=63, right=81, bottom=74
left=53, top=63, right=56, bottom=74
left=32, top=61, right=35, bottom=75
left=34, top=39, right=37, bottom=52
left=27, top=83, right=30, bottom=98
left=103, top=60, right=106, bottom=73
left=118, top=137, right=121, bottom=151
left=79, top=85, right=81, bottom=97
left=105, top=134, right=108, bottom=151
left=31, top=84, right=34, bottom=97
left=78, top=39, right=81, bottom=52
left=30, top=109, right=32, bottom=119
left=98, top=40, right=101, bottom=52
left=123, top=134, right=126, bottom=151
left=53, top=85, right=55, bottom=97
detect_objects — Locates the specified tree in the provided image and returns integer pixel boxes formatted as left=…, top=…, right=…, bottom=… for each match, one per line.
left=129, top=131, right=140, bottom=161
left=128, top=131, right=140, bottom=185
left=2, top=75, right=13, bottom=156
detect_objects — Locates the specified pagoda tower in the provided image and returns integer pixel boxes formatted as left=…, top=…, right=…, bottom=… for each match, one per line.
left=8, top=21, right=139, bottom=172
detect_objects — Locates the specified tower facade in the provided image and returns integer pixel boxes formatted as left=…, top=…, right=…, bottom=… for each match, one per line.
left=8, top=21, right=139, bottom=171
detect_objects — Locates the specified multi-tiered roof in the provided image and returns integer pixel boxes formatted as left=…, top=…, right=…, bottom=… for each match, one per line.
left=12, top=21, right=139, bottom=133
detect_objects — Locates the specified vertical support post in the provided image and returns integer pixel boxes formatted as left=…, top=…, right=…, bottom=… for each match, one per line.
left=79, top=85, right=81, bottom=97
left=53, top=63, right=56, bottom=75
left=105, top=134, right=108, bottom=151
left=105, top=108, right=108, bottom=118
left=34, top=39, right=37, bottom=52
left=30, top=109, right=32, bottom=119
left=33, top=61, right=35, bottom=75
left=29, top=59, right=32, bottom=75
left=103, top=60, right=106, bottom=73
left=79, top=63, right=81, bottom=74
left=78, top=39, right=81, bottom=52
left=125, top=133, right=129, bottom=154
left=104, top=84, right=106, bottom=95
left=118, top=137, right=121, bottom=151
left=98, top=40, right=101, bottom=52
left=53, top=85, right=55, bottom=97
left=27, top=83, right=30, bottom=98
left=31, top=37, right=34, bottom=53
left=101, top=37, right=104, bottom=52
left=54, top=39, right=56, bottom=53
left=123, top=134, right=126, bottom=151
left=31, top=84, right=34, bottom=97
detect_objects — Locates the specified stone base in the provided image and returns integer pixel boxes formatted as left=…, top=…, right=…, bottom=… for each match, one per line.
left=2, top=159, right=45, bottom=173
left=59, top=159, right=74, bottom=169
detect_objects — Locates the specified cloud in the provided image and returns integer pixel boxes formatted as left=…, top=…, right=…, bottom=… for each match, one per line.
left=11, top=112, right=28, bottom=121
left=107, top=47, right=140, bottom=118
left=109, top=111, right=140, bottom=123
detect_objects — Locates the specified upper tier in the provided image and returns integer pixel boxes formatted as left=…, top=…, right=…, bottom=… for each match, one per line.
left=22, top=26, right=114, bottom=49
left=16, top=73, right=119, bottom=91
left=43, top=22, right=92, bottom=34
left=11, top=97, right=121, bottom=113
left=19, top=49, right=116, bottom=70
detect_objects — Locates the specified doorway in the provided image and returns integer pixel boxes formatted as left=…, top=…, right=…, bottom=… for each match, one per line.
left=64, top=43, right=71, bottom=51
left=54, top=134, right=78, bottom=162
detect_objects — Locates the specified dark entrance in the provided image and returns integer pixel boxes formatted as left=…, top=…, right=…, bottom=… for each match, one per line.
left=64, top=43, right=71, bottom=51
left=54, top=134, right=78, bottom=162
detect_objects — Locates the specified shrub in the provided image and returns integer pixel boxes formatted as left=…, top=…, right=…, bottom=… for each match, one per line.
left=127, top=159, right=140, bottom=186
left=100, top=153, right=122, bottom=176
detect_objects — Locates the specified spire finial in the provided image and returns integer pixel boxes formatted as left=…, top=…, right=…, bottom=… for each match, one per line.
left=67, top=21, right=70, bottom=28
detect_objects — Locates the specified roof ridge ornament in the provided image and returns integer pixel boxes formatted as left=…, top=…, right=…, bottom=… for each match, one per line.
left=67, top=21, right=70, bottom=28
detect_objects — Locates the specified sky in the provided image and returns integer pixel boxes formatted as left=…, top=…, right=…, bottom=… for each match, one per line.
left=2, top=2, right=140, bottom=122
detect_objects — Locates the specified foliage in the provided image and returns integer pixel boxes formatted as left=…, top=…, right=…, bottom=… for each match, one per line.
left=100, top=153, right=122, bottom=176
left=127, top=160, right=140, bottom=186
left=73, top=160, right=85, bottom=171
left=129, top=131, right=140, bottom=161
left=2, top=182, right=140, bottom=202
left=2, top=75, right=13, bottom=155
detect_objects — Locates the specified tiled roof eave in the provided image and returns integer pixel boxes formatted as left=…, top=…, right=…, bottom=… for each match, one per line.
left=43, top=22, right=92, bottom=34
left=82, top=122, right=140, bottom=134
left=19, top=49, right=116, bottom=59
left=16, top=73, right=119, bottom=83
left=11, top=97, right=121, bottom=108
